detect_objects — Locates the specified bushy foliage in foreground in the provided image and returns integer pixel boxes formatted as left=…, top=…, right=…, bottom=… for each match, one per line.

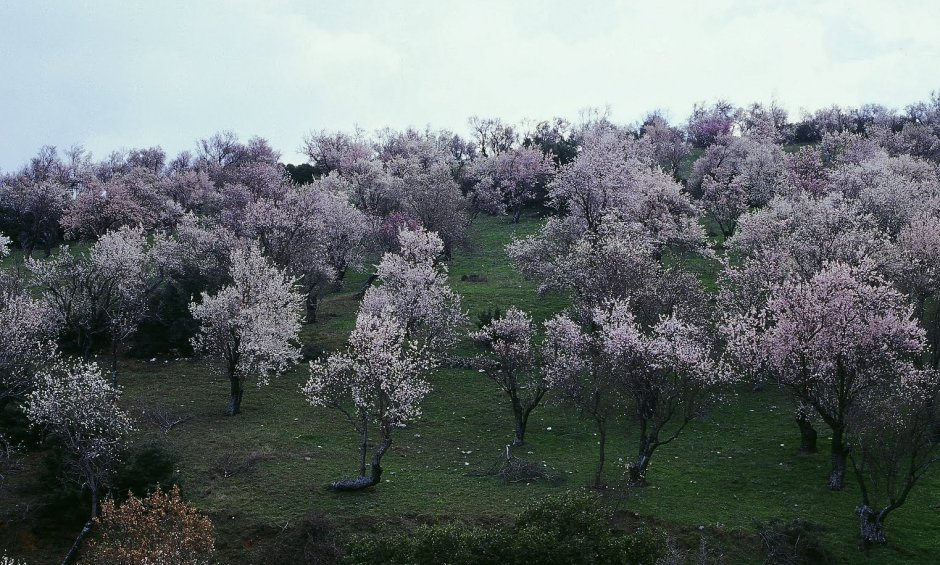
left=84, top=485, right=215, bottom=565
left=345, top=492, right=666, bottom=565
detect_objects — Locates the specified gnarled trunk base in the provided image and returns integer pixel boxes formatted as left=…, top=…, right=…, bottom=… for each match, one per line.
left=828, top=451, right=846, bottom=491
left=330, top=437, right=390, bottom=491
left=857, top=505, right=887, bottom=545
left=628, top=453, right=651, bottom=487
left=329, top=468, right=382, bottom=491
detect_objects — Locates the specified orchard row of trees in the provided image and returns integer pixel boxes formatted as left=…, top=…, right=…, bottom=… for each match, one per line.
left=3, top=92, right=940, bottom=560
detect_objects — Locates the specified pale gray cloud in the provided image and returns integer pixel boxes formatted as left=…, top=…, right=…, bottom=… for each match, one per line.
left=1, top=0, right=938, bottom=171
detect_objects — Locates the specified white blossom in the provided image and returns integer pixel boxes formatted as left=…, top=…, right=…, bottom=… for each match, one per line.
left=360, top=226, right=465, bottom=349
left=190, top=244, right=303, bottom=414
left=25, top=355, right=133, bottom=512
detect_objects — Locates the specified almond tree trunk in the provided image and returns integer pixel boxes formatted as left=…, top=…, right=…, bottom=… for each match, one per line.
left=228, top=375, right=243, bottom=416
left=797, top=413, right=817, bottom=454
left=331, top=437, right=392, bottom=491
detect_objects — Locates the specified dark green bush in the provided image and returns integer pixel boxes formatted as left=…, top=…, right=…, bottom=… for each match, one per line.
left=755, top=518, right=833, bottom=565
left=251, top=512, right=345, bottom=564
left=111, top=441, right=178, bottom=500
left=345, top=491, right=665, bottom=565
left=475, top=307, right=502, bottom=330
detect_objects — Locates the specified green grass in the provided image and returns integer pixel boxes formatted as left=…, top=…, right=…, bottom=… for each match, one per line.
left=4, top=212, right=940, bottom=563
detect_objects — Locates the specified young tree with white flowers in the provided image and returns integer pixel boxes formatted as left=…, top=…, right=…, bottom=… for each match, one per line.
left=470, top=307, right=546, bottom=446
left=190, top=245, right=303, bottom=415
left=304, top=227, right=464, bottom=490
left=27, top=226, right=180, bottom=383
left=304, top=308, right=433, bottom=490
left=26, top=357, right=133, bottom=564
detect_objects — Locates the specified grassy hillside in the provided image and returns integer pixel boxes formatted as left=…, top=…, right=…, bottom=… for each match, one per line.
left=3, top=213, right=939, bottom=564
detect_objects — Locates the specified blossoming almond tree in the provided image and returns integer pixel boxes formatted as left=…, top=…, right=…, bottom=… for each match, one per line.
left=596, top=299, right=719, bottom=486
left=190, top=245, right=303, bottom=415
left=539, top=129, right=704, bottom=250
left=27, top=226, right=180, bottom=384
left=0, top=281, right=57, bottom=402
left=847, top=369, right=940, bottom=545
left=303, top=227, right=463, bottom=490
left=720, top=193, right=895, bottom=452
left=304, top=308, right=432, bottom=490
left=470, top=307, right=546, bottom=447
left=25, top=356, right=134, bottom=564
left=469, top=147, right=555, bottom=223
left=0, top=179, right=70, bottom=257
left=2, top=231, right=51, bottom=410
left=359, top=226, right=465, bottom=348
left=542, top=313, right=621, bottom=488
left=246, top=183, right=368, bottom=323
left=724, top=262, right=926, bottom=490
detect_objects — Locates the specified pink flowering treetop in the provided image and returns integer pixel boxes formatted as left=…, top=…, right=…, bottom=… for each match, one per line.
left=384, top=145, right=470, bottom=256
left=685, top=100, right=735, bottom=147
left=174, top=213, right=242, bottom=293
left=190, top=245, right=304, bottom=416
left=509, top=216, right=706, bottom=325
left=360, top=226, right=466, bottom=350
left=828, top=154, right=940, bottom=236
left=61, top=169, right=176, bottom=241
left=639, top=113, right=690, bottom=178
left=819, top=131, right=886, bottom=167
left=469, top=147, right=555, bottom=223
left=304, top=129, right=471, bottom=257
left=542, top=130, right=704, bottom=251
left=688, top=135, right=788, bottom=238
left=543, top=298, right=719, bottom=488
left=470, top=307, right=546, bottom=447
left=724, top=262, right=926, bottom=490
left=0, top=178, right=70, bottom=256
left=720, top=193, right=896, bottom=323
left=785, top=146, right=829, bottom=196
left=246, top=180, right=369, bottom=322
left=896, top=213, right=940, bottom=367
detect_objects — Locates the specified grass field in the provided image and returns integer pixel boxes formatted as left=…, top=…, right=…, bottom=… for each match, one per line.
left=4, top=213, right=940, bottom=564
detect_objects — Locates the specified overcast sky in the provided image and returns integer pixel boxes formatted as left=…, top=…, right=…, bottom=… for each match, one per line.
left=1, top=0, right=938, bottom=171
